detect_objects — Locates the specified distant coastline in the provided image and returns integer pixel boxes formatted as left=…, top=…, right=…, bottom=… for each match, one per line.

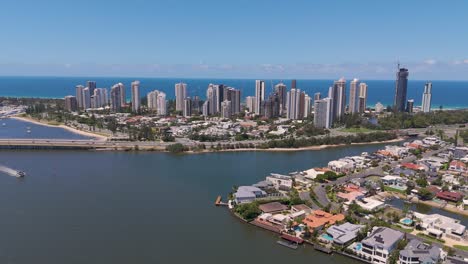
left=10, top=116, right=108, bottom=141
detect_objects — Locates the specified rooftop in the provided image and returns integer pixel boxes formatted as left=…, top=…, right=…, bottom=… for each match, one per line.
left=258, top=202, right=288, bottom=213
left=362, top=227, right=404, bottom=250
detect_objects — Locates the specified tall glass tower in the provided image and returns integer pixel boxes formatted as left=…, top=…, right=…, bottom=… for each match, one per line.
left=394, top=67, right=409, bottom=112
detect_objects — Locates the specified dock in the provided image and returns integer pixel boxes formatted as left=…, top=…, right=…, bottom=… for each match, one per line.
left=214, top=195, right=228, bottom=206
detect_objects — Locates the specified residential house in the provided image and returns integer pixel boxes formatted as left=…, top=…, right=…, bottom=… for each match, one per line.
left=436, top=191, right=463, bottom=203
left=302, top=210, right=345, bottom=231
left=324, top=222, right=364, bottom=246
left=234, top=186, right=267, bottom=204
left=359, top=227, right=404, bottom=264
left=399, top=239, right=445, bottom=264
left=413, top=212, right=466, bottom=238
left=265, top=173, right=293, bottom=190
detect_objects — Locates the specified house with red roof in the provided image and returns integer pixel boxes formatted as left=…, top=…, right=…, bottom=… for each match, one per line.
left=436, top=191, right=463, bottom=203
left=449, top=160, right=467, bottom=173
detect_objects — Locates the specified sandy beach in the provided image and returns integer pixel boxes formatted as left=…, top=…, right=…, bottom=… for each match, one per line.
left=11, top=116, right=109, bottom=141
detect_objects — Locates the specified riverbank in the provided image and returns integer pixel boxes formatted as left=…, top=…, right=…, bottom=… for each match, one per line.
left=417, top=199, right=468, bottom=217
left=184, top=137, right=406, bottom=154
left=10, top=116, right=109, bottom=141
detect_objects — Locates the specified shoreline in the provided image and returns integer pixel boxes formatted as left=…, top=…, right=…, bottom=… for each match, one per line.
left=10, top=116, right=109, bottom=141
left=185, top=137, right=406, bottom=154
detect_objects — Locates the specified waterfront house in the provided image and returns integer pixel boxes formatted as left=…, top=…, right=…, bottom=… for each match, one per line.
left=324, top=222, right=364, bottom=246
left=234, top=186, right=267, bottom=204
left=265, top=173, right=293, bottom=190
left=355, top=197, right=385, bottom=212
left=303, top=167, right=328, bottom=180
left=359, top=227, right=404, bottom=264
left=381, top=175, right=407, bottom=188
left=436, top=191, right=463, bottom=203
left=259, top=202, right=288, bottom=214
left=302, top=210, right=344, bottom=231
left=399, top=239, right=445, bottom=264
left=413, top=212, right=466, bottom=238
left=328, top=160, right=354, bottom=174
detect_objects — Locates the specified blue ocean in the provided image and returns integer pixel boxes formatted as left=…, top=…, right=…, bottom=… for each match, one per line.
left=0, top=76, right=467, bottom=109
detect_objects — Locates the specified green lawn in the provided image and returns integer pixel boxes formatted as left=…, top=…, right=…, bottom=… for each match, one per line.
left=417, top=233, right=445, bottom=244
left=391, top=224, right=413, bottom=233
left=454, top=245, right=468, bottom=251
left=340, top=127, right=376, bottom=133
left=384, top=186, right=407, bottom=195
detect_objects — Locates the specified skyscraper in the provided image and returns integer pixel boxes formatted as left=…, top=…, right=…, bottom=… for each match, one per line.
left=202, top=101, right=210, bottom=117
left=304, top=94, right=312, bottom=118
left=262, top=93, right=280, bottom=119
left=224, top=87, right=241, bottom=115
left=82, top=87, right=91, bottom=109
left=192, top=96, right=200, bottom=114
left=206, top=84, right=217, bottom=115
left=286, top=88, right=304, bottom=120
left=75, top=85, right=85, bottom=109
left=348, top=78, right=360, bottom=114
left=255, top=80, right=265, bottom=115
left=147, top=90, right=159, bottom=110
left=131, top=80, right=141, bottom=112
left=246, top=96, right=256, bottom=113
left=394, top=67, right=409, bottom=112
left=314, top=92, right=321, bottom=101
left=221, top=100, right=232, bottom=119
left=406, top=99, right=414, bottom=113
left=274, top=82, right=287, bottom=115
left=110, top=85, right=121, bottom=112
left=329, top=78, right=346, bottom=120
left=213, top=84, right=225, bottom=113
left=183, top=97, right=192, bottom=117
left=175, top=82, right=187, bottom=112
left=156, top=92, right=167, bottom=116
left=314, top=97, right=333, bottom=129
left=291, top=79, right=297, bottom=89
left=64, top=96, right=77, bottom=112
left=358, top=82, right=368, bottom=113
left=421, top=82, right=432, bottom=113
left=87, top=81, right=96, bottom=95
left=117, top=83, right=126, bottom=107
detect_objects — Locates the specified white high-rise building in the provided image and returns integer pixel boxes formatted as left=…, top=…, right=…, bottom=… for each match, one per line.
left=82, top=87, right=91, bottom=109
left=147, top=90, right=159, bottom=110
left=116, top=83, right=126, bottom=107
left=286, top=88, right=302, bottom=120
left=349, top=78, right=360, bottom=113
left=175, top=83, right=187, bottom=112
left=421, top=82, right=432, bottom=113
left=156, top=92, right=167, bottom=116
left=255, top=80, right=265, bottom=115
left=206, top=84, right=216, bottom=116
left=202, top=101, right=210, bottom=117
left=314, top=97, right=333, bottom=129
left=246, top=96, right=256, bottom=113
left=110, top=85, right=121, bottom=112
left=358, top=82, right=368, bottom=113
left=304, top=94, right=312, bottom=118
left=131, top=80, right=141, bottom=112
left=75, top=85, right=85, bottom=109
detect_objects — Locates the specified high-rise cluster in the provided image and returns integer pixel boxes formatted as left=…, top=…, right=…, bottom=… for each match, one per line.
left=73, top=81, right=109, bottom=110
left=147, top=90, right=167, bottom=116
left=202, top=84, right=241, bottom=118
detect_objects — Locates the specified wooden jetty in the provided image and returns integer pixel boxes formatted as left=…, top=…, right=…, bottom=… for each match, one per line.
left=214, top=195, right=228, bottom=206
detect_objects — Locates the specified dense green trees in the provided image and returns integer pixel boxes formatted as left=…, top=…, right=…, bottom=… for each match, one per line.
left=235, top=202, right=261, bottom=221
left=166, top=143, right=188, bottom=153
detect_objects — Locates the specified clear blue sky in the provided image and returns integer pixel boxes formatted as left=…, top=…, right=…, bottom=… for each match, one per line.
left=1, top=0, right=467, bottom=79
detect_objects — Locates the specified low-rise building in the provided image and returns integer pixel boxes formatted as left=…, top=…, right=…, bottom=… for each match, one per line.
left=436, top=191, right=463, bottom=203
left=359, top=227, right=404, bottom=264
left=258, top=202, right=288, bottom=214
left=356, top=198, right=385, bottom=212
left=265, top=173, right=293, bottom=190
left=449, top=160, right=467, bottom=173
left=325, top=222, right=364, bottom=246
left=399, top=239, right=445, bottom=264
left=328, top=160, right=354, bottom=174
left=234, top=186, right=267, bottom=204
left=413, top=212, right=466, bottom=238
left=302, top=210, right=345, bottom=231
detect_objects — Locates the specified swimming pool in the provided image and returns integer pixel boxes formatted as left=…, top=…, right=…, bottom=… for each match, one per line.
left=400, top=218, right=413, bottom=225
left=321, top=234, right=334, bottom=241
left=355, top=243, right=362, bottom=251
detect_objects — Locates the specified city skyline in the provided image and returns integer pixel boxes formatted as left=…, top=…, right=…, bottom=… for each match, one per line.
left=1, top=1, right=468, bottom=79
